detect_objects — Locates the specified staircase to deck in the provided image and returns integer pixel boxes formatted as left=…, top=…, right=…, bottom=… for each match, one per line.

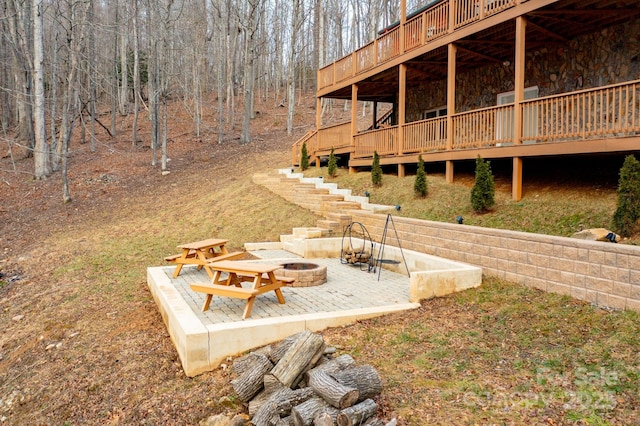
left=251, top=169, right=393, bottom=254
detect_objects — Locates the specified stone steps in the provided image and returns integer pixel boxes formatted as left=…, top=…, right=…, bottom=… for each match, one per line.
left=254, top=169, right=394, bottom=245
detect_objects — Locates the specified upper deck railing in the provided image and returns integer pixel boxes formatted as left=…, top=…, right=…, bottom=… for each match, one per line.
left=318, top=0, right=519, bottom=91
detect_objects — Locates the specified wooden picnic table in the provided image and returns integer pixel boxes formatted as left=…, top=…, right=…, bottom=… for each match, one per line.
left=165, top=238, right=243, bottom=278
left=190, top=260, right=292, bottom=319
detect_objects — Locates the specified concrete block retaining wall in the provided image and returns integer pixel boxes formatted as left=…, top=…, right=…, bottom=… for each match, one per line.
left=347, top=210, right=640, bottom=312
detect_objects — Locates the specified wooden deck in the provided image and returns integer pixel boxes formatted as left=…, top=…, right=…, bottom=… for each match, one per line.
left=294, top=0, right=640, bottom=200
left=294, top=80, right=640, bottom=165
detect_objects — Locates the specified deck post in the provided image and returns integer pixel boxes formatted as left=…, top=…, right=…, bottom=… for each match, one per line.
left=350, top=84, right=358, bottom=174
left=512, top=16, right=527, bottom=200
left=373, top=101, right=378, bottom=129
left=315, top=97, right=322, bottom=168
left=513, top=16, right=526, bottom=146
left=316, top=97, right=322, bottom=129
left=446, top=43, right=457, bottom=184
left=513, top=157, right=523, bottom=201
left=398, top=63, right=407, bottom=177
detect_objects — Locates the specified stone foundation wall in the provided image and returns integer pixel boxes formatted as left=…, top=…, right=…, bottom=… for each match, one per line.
left=347, top=210, right=640, bottom=312
left=407, top=19, right=640, bottom=121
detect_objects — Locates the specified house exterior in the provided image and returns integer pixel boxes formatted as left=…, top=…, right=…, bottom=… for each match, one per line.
left=292, top=0, right=640, bottom=200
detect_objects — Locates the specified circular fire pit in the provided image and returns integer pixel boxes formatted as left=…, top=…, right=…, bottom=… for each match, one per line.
left=277, top=262, right=327, bottom=287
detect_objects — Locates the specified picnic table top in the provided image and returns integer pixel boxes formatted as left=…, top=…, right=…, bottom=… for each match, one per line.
left=177, top=238, right=229, bottom=250
left=209, top=260, right=283, bottom=274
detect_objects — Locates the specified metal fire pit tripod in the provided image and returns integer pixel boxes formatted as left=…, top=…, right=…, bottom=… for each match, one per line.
left=373, top=214, right=410, bottom=281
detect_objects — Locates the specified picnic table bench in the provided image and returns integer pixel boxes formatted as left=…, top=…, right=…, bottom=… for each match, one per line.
left=165, top=238, right=243, bottom=278
left=189, top=260, right=294, bottom=319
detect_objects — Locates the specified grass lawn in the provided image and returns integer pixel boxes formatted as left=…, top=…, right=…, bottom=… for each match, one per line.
left=1, top=141, right=638, bottom=425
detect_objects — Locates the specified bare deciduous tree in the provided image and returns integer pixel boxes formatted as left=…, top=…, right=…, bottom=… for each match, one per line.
left=32, top=0, right=49, bottom=178
left=2, top=0, right=351, bottom=194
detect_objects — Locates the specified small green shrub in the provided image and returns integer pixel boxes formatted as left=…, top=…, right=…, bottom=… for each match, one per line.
left=327, top=147, right=337, bottom=177
left=371, top=151, right=382, bottom=187
left=613, top=155, right=640, bottom=237
left=300, top=141, right=309, bottom=171
left=414, top=154, right=428, bottom=198
left=471, top=156, right=495, bottom=213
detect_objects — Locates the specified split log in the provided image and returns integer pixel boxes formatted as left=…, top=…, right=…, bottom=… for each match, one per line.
left=277, top=416, right=294, bottom=426
left=313, top=412, right=334, bottom=426
left=264, top=373, right=282, bottom=391
left=291, top=397, right=339, bottom=426
left=273, top=387, right=316, bottom=417
left=332, top=365, right=382, bottom=402
left=251, top=386, right=317, bottom=420
left=251, top=401, right=279, bottom=426
left=270, top=332, right=305, bottom=364
left=312, top=354, right=355, bottom=375
left=271, top=331, right=325, bottom=388
left=362, top=419, right=385, bottom=426
left=231, top=352, right=274, bottom=402
left=250, top=386, right=289, bottom=418
left=233, top=349, right=272, bottom=375
left=337, top=399, right=378, bottom=426
left=306, top=368, right=359, bottom=409
left=249, top=374, right=290, bottom=417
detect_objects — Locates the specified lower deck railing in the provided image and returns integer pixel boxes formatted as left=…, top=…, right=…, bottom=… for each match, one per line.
left=295, top=80, right=640, bottom=165
left=292, top=122, right=352, bottom=164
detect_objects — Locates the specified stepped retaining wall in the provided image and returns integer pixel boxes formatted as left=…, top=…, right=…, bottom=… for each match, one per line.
left=348, top=210, right=640, bottom=312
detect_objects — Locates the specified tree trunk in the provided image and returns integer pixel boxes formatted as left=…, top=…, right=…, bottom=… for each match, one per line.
left=131, top=0, right=140, bottom=146
left=61, top=0, right=91, bottom=203
left=32, top=0, right=50, bottom=179
left=161, top=97, right=168, bottom=171
left=225, top=0, right=236, bottom=130
left=50, top=20, right=59, bottom=169
left=118, top=0, right=128, bottom=115
left=217, top=29, right=224, bottom=145
left=88, top=0, right=96, bottom=153
left=111, top=1, right=119, bottom=137
left=145, top=0, right=158, bottom=164
left=286, top=0, right=301, bottom=136
left=7, top=0, right=35, bottom=156
left=241, top=0, right=260, bottom=144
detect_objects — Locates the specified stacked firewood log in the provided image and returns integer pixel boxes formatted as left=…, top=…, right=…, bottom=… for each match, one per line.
left=230, top=331, right=396, bottom=426
left=342, top=246, right=371, bottom=265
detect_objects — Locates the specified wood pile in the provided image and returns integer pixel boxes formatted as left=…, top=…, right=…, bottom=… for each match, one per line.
left=342, top=247, right=371, bottom=265
left=230, top=331, right=396, bottom=426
